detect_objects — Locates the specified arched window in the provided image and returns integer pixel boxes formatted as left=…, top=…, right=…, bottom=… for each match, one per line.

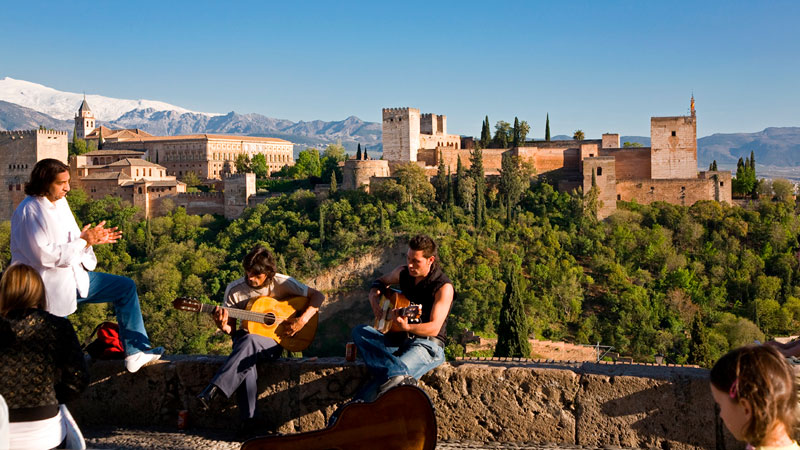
left=597, top=167, right=603, bottom=176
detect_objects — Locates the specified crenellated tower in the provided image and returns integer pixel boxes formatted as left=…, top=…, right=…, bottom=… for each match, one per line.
left=382, top=107, right=420, bottom=161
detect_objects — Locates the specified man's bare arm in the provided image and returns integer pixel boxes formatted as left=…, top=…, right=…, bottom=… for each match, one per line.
left=398, top=283, right=454, bottom=337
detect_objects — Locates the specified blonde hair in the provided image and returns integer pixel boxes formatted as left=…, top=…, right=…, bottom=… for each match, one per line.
left=0, top=264, right=47, bottom=316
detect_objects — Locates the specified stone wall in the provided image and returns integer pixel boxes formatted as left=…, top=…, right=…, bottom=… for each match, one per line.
left=173, top=192, right=225, bottom=216
left=581, top=157, right=617, bottom=220
left=616, top=176, right=728, bottom=206
left=599, top=147, right=651, bottom=180
left=0, top=130, right=68, bottom=220
left=341, top=159, right=390, bottom=192
left=67, top=357, right=739, bottom=449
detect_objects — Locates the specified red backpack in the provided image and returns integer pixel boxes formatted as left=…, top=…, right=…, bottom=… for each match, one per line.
left=83, top=322, right=125, bottom=360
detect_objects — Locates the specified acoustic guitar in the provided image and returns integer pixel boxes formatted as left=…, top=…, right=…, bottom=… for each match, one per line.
left=373, top=289, right=422, bottom=334
left=172, top=296, right=317, bottom=352
left=240, top=384, right=437, bottom=450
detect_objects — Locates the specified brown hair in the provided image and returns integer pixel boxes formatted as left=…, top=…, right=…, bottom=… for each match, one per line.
left=243, top=246, right=276, bottom=284
left=710, top=345, right=797, bottom=445
left=0, top=264, right=47, bottom=316
left=409, top=234, right=437, bottom=259
left=25, top=158, right=69, bottom=197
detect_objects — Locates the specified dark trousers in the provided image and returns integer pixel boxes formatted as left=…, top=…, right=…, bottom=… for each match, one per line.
left=210, top=330, right=281, bottom=419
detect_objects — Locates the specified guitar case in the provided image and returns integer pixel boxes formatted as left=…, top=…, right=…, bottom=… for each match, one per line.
left=240, top=384, right=437, bottom=450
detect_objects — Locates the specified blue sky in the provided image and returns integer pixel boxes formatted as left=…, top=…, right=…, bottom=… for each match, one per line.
left=1, top=0, right=798, bottom=138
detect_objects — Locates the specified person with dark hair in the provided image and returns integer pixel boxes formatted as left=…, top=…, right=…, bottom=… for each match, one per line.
left=710, top=345, right=799, bottom=449
left=351, top=234, right=455, bottom=401
left=196, top=245, right=325, bottom=439
left=10, top=158, right=163, bottom=373
left=0, top=264, right=89, bottom=449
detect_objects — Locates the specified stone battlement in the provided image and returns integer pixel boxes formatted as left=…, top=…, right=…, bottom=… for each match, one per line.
left=0, top=129, right=68, bottom=136
left=68, top=356, right=734, bottom=449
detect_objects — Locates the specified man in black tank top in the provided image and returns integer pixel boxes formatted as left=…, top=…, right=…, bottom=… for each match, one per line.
left=351, top=234, right=455, bottom=401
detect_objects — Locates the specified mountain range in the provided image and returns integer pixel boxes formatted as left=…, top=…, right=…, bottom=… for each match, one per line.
left=1, top=77, right=798, bottom=167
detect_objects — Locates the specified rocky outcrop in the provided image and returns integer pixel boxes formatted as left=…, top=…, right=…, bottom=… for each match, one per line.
left=68, top=357, right=739, bottom=449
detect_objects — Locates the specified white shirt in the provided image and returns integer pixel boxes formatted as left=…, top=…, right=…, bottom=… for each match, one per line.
left=10, top=196, right=97, bottom=317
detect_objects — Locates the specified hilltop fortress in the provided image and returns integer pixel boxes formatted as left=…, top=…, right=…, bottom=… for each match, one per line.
left=345, top=100, right=731, bottom=218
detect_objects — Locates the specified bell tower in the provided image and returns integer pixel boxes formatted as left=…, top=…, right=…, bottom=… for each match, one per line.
left=74, top=96, right=96, bottom=139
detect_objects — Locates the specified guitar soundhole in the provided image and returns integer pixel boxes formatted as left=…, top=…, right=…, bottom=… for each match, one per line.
left=263, top=313, right=276, bottom=326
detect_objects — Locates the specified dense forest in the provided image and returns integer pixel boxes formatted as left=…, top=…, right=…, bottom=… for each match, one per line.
left=2, top=147, right=799, bottom=368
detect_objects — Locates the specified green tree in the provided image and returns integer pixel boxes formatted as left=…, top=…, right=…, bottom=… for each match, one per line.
left=250, top=154, right=269, bottom=178
left=321, top=142, right=347, bottom=182
left=512, top=117, right=520, bottom=147
left=573, top=130, right=585, bottom=141
left=329, top=170, right=337, bottom=194
left=356, top=144, right=362, bottom=160
left=235, top=153, right=251, bottom=173
left=623, top=142, right=643, bottom=148
left=545, top=113, right=550, bottom=141
left=518, top=120, right=530, bottom=145
left=292, top=149, right=322, bottom=179
left=498, top=153, right=525, bottom=226
left=494, top=121, right=511, bottom=149
left=433, top=150, right=449, bottom=203
left=182, top=171, right=201, bottom=188
left=97, top=127, right=103, bottom=150
left=771, top=178, right=794, bottom=203
left=469, top=147, right=486, bottom=228
left=480, top=116, right=491, bottom=148
left=394, top=162, right=435, bottom=206
left=495, top=263, right=531, bottom=358
left=688, top=314, right=711, bottom=367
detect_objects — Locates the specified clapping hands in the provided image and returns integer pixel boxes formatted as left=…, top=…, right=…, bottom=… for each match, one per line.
left=80, top=220, right=123, bottom=247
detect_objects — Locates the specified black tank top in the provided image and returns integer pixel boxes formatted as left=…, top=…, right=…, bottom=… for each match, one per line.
left=398, top=263, right=453, bottom=342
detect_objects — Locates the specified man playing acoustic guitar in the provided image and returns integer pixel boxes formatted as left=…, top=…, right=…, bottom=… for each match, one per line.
left=196, top=245, right=325, bottom=437
left=351, top=234, right=455, bottom=401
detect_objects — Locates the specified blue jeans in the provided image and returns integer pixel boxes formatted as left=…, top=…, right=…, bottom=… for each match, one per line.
left=78, top=271, right=151, bottom=355
left=351, top=324, right=445, bottom=398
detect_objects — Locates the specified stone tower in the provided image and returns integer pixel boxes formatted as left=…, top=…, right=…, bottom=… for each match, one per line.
left=382, top=108, right=420, bottom=161
left=649, top=97, right=697, bottom=179
left=74, top=97, right=96, bottom=139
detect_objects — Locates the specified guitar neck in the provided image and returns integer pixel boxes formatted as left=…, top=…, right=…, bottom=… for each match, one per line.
left=195, top=303, right=277, bottom=323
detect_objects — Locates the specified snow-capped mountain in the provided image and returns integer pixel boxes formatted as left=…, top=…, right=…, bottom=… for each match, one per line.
left=0, top=77, right=215, bottom=121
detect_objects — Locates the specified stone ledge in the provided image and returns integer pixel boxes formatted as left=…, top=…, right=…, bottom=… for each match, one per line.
left=68, top=356, right=740, bottom=450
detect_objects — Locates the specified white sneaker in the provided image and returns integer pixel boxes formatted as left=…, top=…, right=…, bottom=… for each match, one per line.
left=125, top=347, right=165, bottom=373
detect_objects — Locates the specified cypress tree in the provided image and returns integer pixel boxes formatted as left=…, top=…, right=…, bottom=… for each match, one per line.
left=455, top=156, right=465, bottom=207
left=97, top=127, right=103, bottom=150
left=319, top=203, right=326, bottom=247
left=434, top=150, right=448, bottom=203
left=545, top=113, right=551, bottom=141
left=495, top=263, right=531, bottom=358
left=480, top=116, right=491, bottom=148
left=688, top=314, right=711, bottom=368
left=512, top=117, right=520, bottom=148
left=470, top=147, right=485, bottom=228
left=356, top=144, right=362, bottom=160
left=329, top=170, right=337, bottom=194
left=363, top=146, right=368, bottom=160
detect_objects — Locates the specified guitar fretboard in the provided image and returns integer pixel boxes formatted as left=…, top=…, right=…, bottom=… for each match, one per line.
left=197, top=303, right=280, bottom=324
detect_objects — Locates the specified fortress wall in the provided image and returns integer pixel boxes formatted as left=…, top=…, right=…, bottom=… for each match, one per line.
left=0, top=130, right=68, bottom=220
left=616, top=176, right=724, bottom=206
left=600, top=147, right=652, bottom=180
left=67, top=357, right=733, bottom=449
left=173, top=192, right=224, bottom=216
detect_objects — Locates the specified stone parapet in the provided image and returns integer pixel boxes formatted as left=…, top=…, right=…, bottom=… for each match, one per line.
left=67, top=356, right=737, bottom=449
